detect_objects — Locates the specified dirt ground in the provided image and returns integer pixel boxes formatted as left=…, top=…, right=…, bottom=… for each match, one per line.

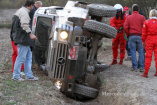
left=0, top=9, right=17, bottom=24
left=0, top=9, right=157, bottom=105
left=0, top=28, right=157, bottom=105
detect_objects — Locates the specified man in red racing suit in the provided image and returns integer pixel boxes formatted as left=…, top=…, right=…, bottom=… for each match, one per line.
left=110, top=4, right=127, bottom=65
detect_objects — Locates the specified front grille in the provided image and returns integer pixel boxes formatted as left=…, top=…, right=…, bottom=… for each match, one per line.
left=53, top=43, right=68, bottom=78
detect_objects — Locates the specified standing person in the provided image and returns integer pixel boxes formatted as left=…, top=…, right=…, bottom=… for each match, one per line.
left=110, top=4, right=127, bottom=65
left=123, top=6, right=131, bottom=16
left=10, top=1, right=42, bottom=74
left=29, top=1, right=42, bottom=65
left=29, top=1, right=42, bottom=29
left=12, top=0, right=38, bottom=81
left=10, top=35, right=24, bottom=73
left=141, top=9, right=157, bottom=78
left=124, top=4, right=146, bottom=72
left=123, top=6, right=132, bottom=61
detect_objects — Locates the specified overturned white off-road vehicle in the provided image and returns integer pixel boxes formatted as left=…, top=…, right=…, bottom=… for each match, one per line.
left=32, top=1, right=117, bottom=99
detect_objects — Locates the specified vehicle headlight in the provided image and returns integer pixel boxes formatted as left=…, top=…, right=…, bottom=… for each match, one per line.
left=60, top=31, right=68, bottom=40
left=55, top=81, right=62, bottom=89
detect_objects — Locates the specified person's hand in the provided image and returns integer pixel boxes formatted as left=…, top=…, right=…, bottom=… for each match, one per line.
left=118, top=29, right=121, bottom=33
left=118, top=27, right=123, bottom=33
left=30, top=33, right=37, bottom=40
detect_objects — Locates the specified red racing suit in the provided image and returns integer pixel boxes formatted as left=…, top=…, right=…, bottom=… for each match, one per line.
left=110, top=14, right=127, bottom=60
left=11, top=41, right=24, bottom=73
left=142, top=18, right=157, bottom=73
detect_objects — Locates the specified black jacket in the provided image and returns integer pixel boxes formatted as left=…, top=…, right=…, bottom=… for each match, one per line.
left=10, top=7, right=33, bottom=47
left=29, top=5, right=37, bottom=29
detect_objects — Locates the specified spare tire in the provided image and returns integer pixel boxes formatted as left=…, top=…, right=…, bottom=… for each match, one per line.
left=88, top=4, right=117, bottom=17
left=83, top=20, right=117, bottom=38
left=74, top=84, right=99, bottom=99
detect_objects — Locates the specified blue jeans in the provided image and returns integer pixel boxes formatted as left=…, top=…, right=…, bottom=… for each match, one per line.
left=13, top=44, right=34, bottom=79
left=126, top=40, right=131, bottom=56
left=128, top=36, right=144, bottom=69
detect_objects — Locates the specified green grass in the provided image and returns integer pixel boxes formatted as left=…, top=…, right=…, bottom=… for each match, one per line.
left=7, top=102, right=16, bottom=105
left=4, top=101, right=16, bottom=105
left=24, top=96, right=31, bottom=99
left=45, top=84, right=51, bottom=88
left=1, top=61, right=12, bottom=70
left=121, top=88, right=128, bottom=93
left=0, top=23, right=11, bottom=28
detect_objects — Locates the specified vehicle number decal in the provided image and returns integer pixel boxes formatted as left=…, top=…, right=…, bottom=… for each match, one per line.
left=68, top=46, right=78, bottom=60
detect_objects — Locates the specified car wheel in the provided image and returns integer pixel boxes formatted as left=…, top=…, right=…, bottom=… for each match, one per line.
left=88, top=4, right=117, bottom=17
left=74, top=84, right=99, bottom=99
left=83, top=20, right=117, bottom=38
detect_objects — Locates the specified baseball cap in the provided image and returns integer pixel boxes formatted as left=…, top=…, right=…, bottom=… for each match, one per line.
left=123, top=6, right=129, bottom=11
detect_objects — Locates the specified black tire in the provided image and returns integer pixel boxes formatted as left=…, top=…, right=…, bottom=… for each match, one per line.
left=74, top=84, right=99, bottom=99
left=83, top=20, right=117, bottom=38
left=88, top=4, right=117, bottom=17
left=94, top=64, right=110, bottom=73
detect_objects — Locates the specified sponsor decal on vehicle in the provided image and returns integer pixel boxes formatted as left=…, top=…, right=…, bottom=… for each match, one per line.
left=68, top=46, right=78, bottom=60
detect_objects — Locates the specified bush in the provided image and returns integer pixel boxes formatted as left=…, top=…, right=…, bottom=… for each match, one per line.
left=0, top=24, right=12, bottom=28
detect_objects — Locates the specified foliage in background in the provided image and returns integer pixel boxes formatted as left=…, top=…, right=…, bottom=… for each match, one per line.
left=0, top=0, right=157, bottom=18
left=131, top=0, right=157, bottom=19
left=0, top=0, right=68, bottom=8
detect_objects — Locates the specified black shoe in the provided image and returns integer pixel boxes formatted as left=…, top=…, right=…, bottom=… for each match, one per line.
left=131, top=68, right=137, bottom=72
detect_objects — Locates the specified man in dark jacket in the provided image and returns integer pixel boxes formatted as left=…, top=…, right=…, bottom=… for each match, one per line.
left=29, top=1, right=42, bottom=29
left=124, top=4, right=145, bottom=72
left=11, top=0, right=38, bottom=81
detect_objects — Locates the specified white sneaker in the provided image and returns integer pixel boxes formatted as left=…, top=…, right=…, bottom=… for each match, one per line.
left=12, top=78, right=25, bottom=81
left=25, top=76, right=39, bottom=81
left=40, top=64, right=46, bottom=71
left=20, top=71, right=25, bottom=76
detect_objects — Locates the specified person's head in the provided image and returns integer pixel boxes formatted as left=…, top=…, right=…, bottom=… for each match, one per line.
left=114, top=4, right=123, bottom=16
left=123, top=6, right=129, bottom=13
left=149, top=9, right=157, bottom=18
left=24, top=0, right=35, bottom=10
left=35, top=1, right=42, bottom=9
left=132, top=4, right=139, bottom=12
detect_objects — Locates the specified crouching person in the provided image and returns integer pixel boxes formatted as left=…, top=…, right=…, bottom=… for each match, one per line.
left=141, top=9, right=157, bottom=78
left=12, top=0, right=38, bottom=81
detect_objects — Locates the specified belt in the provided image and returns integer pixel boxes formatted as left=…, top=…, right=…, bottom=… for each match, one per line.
left=129, top=33, right=142, bottom=37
